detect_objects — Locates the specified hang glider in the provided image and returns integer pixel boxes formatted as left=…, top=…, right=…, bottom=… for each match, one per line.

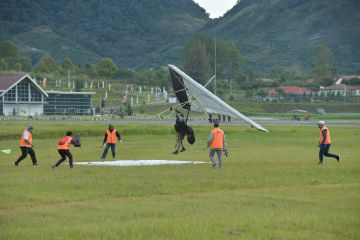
left=168, top=64, right=269, bottom=132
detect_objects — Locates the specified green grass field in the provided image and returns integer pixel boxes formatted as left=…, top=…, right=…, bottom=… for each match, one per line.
left=0, top=122, right=359, bottom=240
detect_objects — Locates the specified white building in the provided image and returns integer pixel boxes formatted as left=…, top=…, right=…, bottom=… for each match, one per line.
left=0, top=74, right=95, bottom=116
left=0, top=74, right=48, bottom=116
left=318, top=84, right=359, bottom=97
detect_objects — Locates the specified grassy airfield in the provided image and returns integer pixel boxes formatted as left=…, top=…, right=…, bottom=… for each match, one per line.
left=0, top=122, right=359, bottom=240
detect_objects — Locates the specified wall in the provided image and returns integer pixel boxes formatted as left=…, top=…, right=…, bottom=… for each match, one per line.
left=3, top=103, right=43, bottom=116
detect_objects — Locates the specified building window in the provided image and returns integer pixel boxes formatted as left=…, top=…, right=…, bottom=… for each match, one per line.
left=30, top=85, right=42, bottom=102
left=18, top=81, right=29, bottom=102
left=4, top=87, right=16, bottom=102
left=44, top=93, right=93, bottom=115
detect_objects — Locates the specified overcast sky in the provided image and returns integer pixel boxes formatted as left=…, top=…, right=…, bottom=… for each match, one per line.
left=193, top=0, right=238, bottom=18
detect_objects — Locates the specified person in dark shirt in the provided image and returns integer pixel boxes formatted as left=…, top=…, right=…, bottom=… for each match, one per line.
left=317, top=121, right=339, bottom=164
left=172, top=108, right=187, bottom=154
left=208, top=113, right=213, bottom=123
left=100, top=124, right=121, bottom=160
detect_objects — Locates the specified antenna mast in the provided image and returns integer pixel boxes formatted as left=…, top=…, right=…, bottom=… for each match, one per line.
left=214, top=36, right=217, bottom=95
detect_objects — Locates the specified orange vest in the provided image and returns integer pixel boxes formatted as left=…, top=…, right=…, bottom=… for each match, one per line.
left=210, top=128, right=224, bottom=149
left=58, top=136, right=73, bottom=150
left=319, top=126, right=331, bottom=144
left=20, top=129, right=32, bottom=147
left=106, top=129, right=117, bottom=144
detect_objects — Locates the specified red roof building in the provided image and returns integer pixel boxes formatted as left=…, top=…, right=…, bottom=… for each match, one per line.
left=267, top=86, right=311, bottom=95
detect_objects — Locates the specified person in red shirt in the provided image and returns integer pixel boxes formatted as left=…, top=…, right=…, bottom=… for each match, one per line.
left=100, top=124, right=121, bottom=160
left=52, top=131, right=80, bottom=169
left=15, top=125, right=38, bottom=166
left=317, top=121, right=339, bottom=164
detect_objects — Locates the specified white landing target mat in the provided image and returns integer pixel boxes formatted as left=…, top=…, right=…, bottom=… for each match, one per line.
left=73, top=160, right=208, bottom=167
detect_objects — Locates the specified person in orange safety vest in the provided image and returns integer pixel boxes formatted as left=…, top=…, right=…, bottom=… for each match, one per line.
left=207, top=119, right=228, bottom=168
left=14, top=125, right=38, bottom=166
left=100, top=124, right=121, bottom=160
left=52, top=131, right=80, bottom=169
left=317, top=121, right=339, bottom=164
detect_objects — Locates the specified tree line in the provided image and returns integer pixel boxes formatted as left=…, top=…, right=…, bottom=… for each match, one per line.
left=181, top=34, right=339, bottom=93
left=0, top=37, right=341, bottom=95
left=0, top=40, right=172, bottom=88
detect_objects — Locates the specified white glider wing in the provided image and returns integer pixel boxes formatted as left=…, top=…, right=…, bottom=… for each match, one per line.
left=169, top=64, right=268, bottom=132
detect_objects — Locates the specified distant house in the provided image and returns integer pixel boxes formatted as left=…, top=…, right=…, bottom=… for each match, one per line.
left=258, top=86, right=312, bottom=102
left=0, top=74, right=95, bottom=116
left=318, top=84, right=359, bottom=97
left=267, top=86, right=311, bottom=95
left=268, top=86, right=311, bottom=95
left=355, top=86, right=360, bottom=96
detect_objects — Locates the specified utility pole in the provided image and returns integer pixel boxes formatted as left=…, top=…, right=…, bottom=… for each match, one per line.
left=214, top=36, right=217, bottom=95
left=230, top=79, right=232, bottom=94
left=67, top=70, right=70, bottom=89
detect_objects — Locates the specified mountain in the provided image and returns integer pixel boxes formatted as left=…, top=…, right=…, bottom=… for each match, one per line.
left=203, top=0, right=360, bottom=73
left=1, top=0, right=359, bottom=74
left=0, top=0, right=209, bottom=68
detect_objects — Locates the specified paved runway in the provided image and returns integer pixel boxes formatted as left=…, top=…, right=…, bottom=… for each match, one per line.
left=1, top=117, right=360, bottom=127
left=95, top=117, right=360, bottom=127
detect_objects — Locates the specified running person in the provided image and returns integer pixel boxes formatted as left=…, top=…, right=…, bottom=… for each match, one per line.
left=14, top=125, right=38, bottom=166
left=317, top=121, right=339, bottom=164
left=52, top=131, right=80, bottom=169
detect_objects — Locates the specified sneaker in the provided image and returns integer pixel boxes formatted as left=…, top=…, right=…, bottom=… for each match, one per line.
left=318, top=161, right=323, bottom=165
left=100, top=158, right=105, bottom=161
left=70, top=165, right=73, bottom=169
left=33, top=163, right=39, bottom=167
left=51, top=165, right=57, bottom=169
left=336, top=155, right=340, bottom=162
left=172, top=150, right=178, bottom=154
left=212, top=163, right=217, bottom=168
left=180, top=147, right=186, bottom=152
left=14, top=161, right=19, bottom=166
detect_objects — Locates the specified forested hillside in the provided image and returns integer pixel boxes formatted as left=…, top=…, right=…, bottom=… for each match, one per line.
left=0, top=0, right=209, bottom=68
left=1, top=0, right=359, bottom=74
left=203, top=0, right=360, bottom=73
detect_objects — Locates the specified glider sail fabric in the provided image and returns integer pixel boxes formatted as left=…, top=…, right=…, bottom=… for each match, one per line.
left=169, top=67, right=191, bottom=110
left=168, top=64, right=269, bottom=132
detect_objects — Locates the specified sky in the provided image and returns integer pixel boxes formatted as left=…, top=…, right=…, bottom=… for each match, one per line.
left=193, top=0, right=238, bottom=19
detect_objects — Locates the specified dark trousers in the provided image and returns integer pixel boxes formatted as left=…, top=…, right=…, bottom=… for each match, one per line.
left=319, top=144, right=338, bottom=162
left=55, top=149, right=73, bottom=168
left=15, top=146, right=37, bottom=165
left=101, top=143, right=116, bottom=159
